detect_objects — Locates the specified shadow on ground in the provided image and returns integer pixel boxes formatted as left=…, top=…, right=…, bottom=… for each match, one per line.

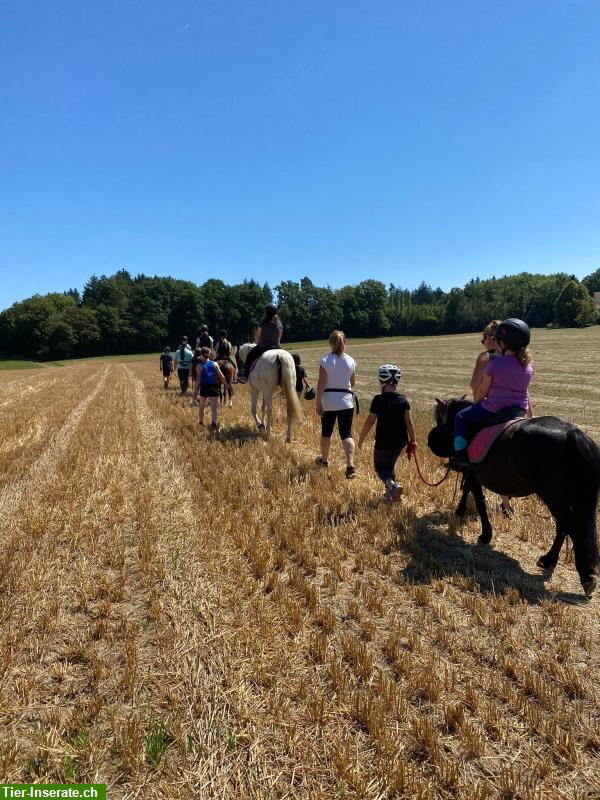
left=386, top=507, right=588, bottom=606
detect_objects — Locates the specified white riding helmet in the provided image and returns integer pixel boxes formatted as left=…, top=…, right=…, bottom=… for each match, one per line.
left=378, top=364, right=401, bottom=383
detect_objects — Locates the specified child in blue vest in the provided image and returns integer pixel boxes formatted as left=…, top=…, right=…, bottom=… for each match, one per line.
left=193, top=347, right=226, bottom=429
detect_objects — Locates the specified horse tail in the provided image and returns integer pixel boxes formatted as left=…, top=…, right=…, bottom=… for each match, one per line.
left=281, top=355, right=303, bottom=423
left=566, top=426, right=600, bottom=594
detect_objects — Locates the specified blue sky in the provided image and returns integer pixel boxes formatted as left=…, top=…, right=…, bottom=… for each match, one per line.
left=1, top=0, right=599, bottom=310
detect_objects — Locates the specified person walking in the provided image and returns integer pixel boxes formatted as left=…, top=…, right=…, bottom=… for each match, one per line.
left=159, top=346, right=173, bottom=389
left=315, top=330, right=357, bottom=479
left=193, top=347, right=225, bottom=430
left=175, top=337, right=194, bottom=394
left=357, top=364, right=417, bottom=501
left=292, top=353, right=311, bottom=399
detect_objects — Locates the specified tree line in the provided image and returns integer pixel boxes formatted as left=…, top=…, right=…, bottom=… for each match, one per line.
left=1, top=267, right=598, bottom=361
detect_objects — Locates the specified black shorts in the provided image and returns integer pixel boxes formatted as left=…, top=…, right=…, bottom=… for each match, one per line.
left=199, top=384, right=220, bottom=398
left=321, top=408, right=354, bottom=440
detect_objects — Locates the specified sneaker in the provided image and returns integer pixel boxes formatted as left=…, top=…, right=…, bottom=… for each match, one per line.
left=315, top=456, right=328, bottom=467
left=390, top=482, right=403, bottom=501
left=237, top=375, right=247, bottom=384
left=345, top=465, right=356, bottom=480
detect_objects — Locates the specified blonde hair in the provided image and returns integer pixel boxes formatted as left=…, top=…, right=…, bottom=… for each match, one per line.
left=329, top=330, right=346, bottom=356
left=515, top=346, right=533, bottom=367
left=483, top=319, right=501, bottom=339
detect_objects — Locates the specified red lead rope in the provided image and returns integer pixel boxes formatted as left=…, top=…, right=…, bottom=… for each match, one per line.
left=410, top=451, right=452, bottom=487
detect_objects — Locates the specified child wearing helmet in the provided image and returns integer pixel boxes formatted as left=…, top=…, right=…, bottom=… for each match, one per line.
left=358, top=364, right=417, bottom=501
left=451, top=318, right=533, bottom=468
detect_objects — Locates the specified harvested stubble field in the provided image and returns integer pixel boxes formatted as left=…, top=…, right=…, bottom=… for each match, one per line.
left=0, top=326, right=599, bottom=799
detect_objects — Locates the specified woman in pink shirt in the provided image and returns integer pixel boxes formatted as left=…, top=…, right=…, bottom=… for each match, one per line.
left=451, top=318, right=533, bottom=468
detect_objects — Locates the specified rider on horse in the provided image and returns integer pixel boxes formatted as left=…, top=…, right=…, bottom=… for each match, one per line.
left=241, top=303, right=283, bottom=380
left=215, top=330, right=236, bottom=371
left=196, top=324, right=213, bottom=351
left=450, top=318, right=533, bottom=469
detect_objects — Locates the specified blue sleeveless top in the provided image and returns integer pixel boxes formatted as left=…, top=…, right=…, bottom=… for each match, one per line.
left=200, top=359, right=217, bottom=385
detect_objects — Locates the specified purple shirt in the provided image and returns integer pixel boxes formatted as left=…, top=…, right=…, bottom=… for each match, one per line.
left=482, top=355, right=533, bottom=413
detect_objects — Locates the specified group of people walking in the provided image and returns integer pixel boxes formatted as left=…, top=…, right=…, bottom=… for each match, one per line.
left=159, top=304, right=534, bottom=504
left=159, top=327, right=236, bottom=429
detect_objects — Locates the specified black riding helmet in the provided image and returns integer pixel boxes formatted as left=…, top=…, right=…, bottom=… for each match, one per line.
left=200, top=324, right=208, bottom=332
left=495, top=318, right=530, bottom=350
left=265, top=303, right=278, bottom=318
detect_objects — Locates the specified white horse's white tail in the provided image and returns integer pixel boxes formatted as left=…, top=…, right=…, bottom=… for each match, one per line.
left=280, top=353, right=303, bottom=424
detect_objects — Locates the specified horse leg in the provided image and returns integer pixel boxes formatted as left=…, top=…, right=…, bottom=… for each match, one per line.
left=227, top=374, right=234, bottom=407
left=465, top=473, right=493, bottom=545
left=571, top=506, right=599, bottom=597
left=251, top=388, right=263, bottom=429
left=263, top=393, right=271, bottom=439
left=536, top=499, right=571, bottom=571
left=455, top=480, right=469, bottom=517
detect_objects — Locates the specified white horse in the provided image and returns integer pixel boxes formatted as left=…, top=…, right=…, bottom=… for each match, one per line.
left=238, top=344, right=302, bottom=441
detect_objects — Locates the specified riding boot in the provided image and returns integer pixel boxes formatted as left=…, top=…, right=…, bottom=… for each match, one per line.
left=448, top=450, right=470, bottom=470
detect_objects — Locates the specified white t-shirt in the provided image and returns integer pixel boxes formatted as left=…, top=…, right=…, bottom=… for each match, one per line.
left=320, top=353, right=356, bottom=411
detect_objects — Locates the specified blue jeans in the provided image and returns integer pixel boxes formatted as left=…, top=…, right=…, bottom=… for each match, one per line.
left=454, top=403, right=493, bottom=451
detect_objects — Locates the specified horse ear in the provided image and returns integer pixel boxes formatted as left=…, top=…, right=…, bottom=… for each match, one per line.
left=435, top=397, right=447, bottom=409
left=461, top=394, right=468, bottom=400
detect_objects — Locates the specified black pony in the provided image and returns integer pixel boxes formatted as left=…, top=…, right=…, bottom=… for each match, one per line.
left=428, top=398, right=600, bottom=597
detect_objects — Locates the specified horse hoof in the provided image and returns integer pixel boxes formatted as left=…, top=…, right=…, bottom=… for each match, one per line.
left=536, top=557, right=555, bottom=572
left=257, top=423, right=265, bottom=431
left=582, top=577, right=597, bottom=598
left=477, top=534, right=492, bottom=546
left=285, top=437, right=291, bottom=444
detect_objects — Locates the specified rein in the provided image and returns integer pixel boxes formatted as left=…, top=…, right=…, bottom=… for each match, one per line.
left=411, top=451, right=452, bottom=487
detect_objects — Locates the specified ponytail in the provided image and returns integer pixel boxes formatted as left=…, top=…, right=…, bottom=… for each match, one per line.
left=516, top=346, right=532, bottom=367
left=329, top=330, right=346, bottom=356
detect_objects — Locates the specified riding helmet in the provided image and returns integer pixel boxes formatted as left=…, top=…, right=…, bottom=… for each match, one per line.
left=200, top=324, right=208, bottom=332
left=265, top=303, right=278, bottom=316
left=495, top=318, right=530, bottom=350
left=304, top=387, right=316, bottom=400
left=378, top=364, right=402, bottom=383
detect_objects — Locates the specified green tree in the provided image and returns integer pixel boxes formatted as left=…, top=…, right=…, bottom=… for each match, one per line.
left=554, top=280, right=597, bottom=327
left=582, top=267, right=600, bottom=295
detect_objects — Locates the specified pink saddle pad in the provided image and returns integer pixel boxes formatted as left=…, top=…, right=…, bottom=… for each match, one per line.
left=468, top=419, right=522, bottom=463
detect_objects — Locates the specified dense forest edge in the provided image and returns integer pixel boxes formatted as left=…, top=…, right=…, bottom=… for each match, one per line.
left=1, top=268, right=599, bottom=361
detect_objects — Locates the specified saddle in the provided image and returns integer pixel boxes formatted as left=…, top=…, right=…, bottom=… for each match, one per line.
left=467, top=410, right=526, bottom=464
left=248, top=351, right=282, bottom=386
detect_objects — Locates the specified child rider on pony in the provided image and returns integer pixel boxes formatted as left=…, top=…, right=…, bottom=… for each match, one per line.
left=451, top=318, right=533, bottom=469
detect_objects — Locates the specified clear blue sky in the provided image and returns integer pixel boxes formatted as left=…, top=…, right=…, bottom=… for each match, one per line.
left=1, top=0, right=599, bottom=311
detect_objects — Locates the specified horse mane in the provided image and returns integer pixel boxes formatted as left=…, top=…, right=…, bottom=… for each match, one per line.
left=434, top=396, right=472, bottom=426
